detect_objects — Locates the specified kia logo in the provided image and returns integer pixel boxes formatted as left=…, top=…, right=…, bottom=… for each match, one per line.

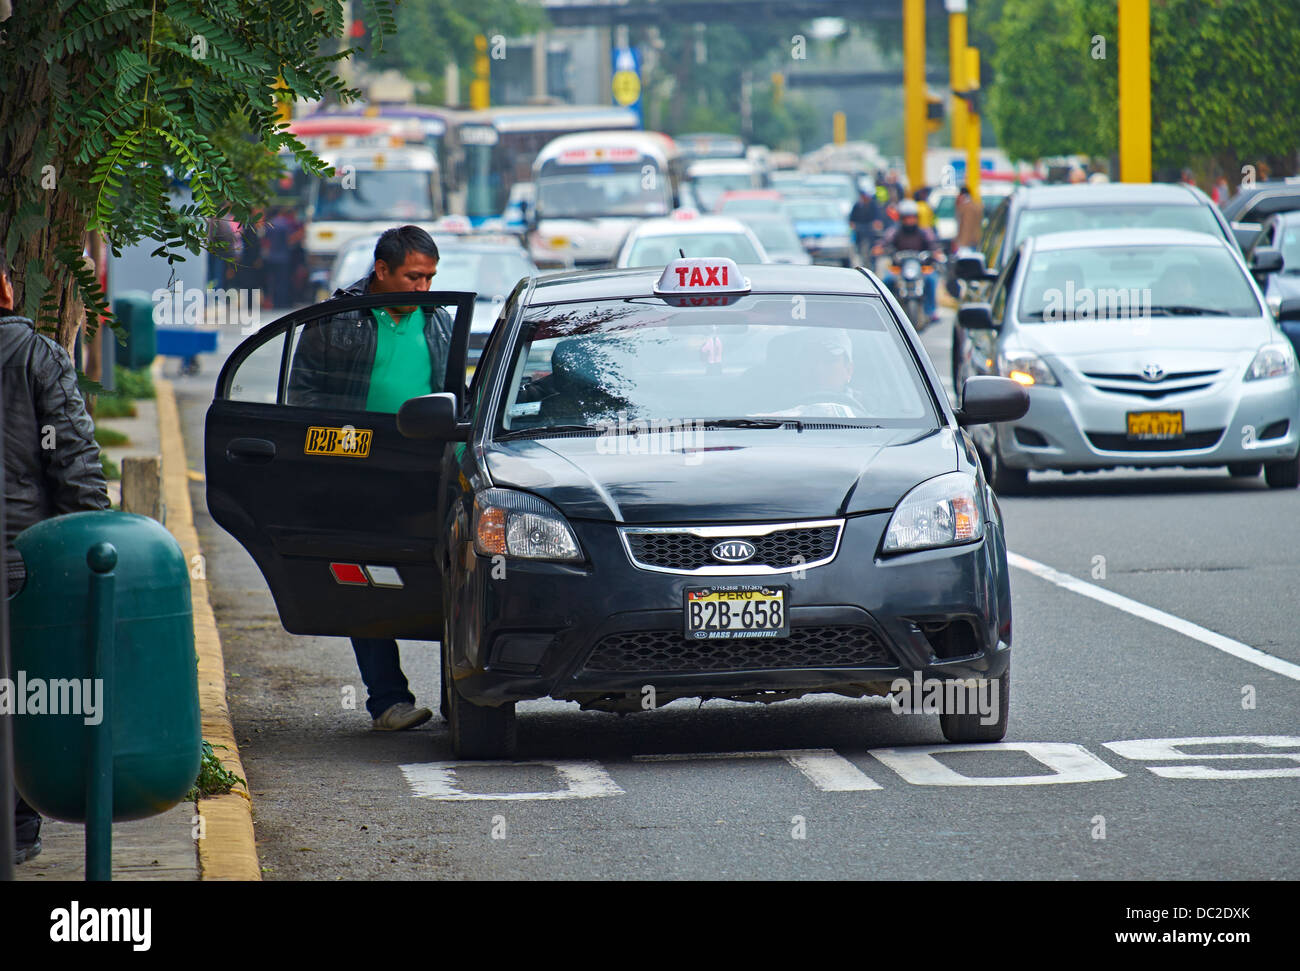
left=1141, top=363, right=1165, bottom=382
left=711, top=540, right=756, bottom=563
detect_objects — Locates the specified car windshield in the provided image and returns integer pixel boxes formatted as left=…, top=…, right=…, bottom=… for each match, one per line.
left=432, top=249, right=535, bottom=299
left=741, top=217, right=802, bottom=252
left=537, top=165, right=669, bottom=219
left=803, top=177, right=857, bottom=203
left=1013, top=204, right=1222, bottom=246
left=1018, top=244, right=1263, bottom=321
left=310, top=170, right=435, bottom=221
left=933, top=194, right=956, bottom=218
left=626, top=233, right=761, bottom=266
left=718, top=197, right=778, bottom=215
left=783, top=199, right=844, bottom=222
left=690, top=173, right=761, bottom=210
left=496, top=294, right=936, bottom=433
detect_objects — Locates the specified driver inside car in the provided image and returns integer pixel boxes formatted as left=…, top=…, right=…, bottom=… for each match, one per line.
left=755, top=329, right=865, bottom=417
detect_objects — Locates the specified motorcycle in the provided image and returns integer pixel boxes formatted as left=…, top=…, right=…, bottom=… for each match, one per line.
left=888, top=250, right=940, bottom=330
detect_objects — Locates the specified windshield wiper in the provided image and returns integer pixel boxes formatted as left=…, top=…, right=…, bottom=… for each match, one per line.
left=496, top=423, right=602, bottom=441
left=1144, top=305, right=1232, bottom=316
left=698, top=418, right=796, bottom=429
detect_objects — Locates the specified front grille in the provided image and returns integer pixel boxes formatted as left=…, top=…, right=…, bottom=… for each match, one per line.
left=583, top=626, right=893, bottom=673
left=625, top=525, right=839, bottom=573
left=1086, top=429, right=1224, bottom=452
left=1090, top=382, right=1213, bottom=399
left=1083, top=369, right=1220, bottom=383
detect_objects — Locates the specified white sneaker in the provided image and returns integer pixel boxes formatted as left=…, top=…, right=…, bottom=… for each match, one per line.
left=372, top=702, right=433, bottom=731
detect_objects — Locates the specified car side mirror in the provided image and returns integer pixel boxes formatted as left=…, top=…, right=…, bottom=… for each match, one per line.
left=1277, top=297, right=1300, bottom=323
left=956, top=376, right=1030, bottom=426
left=1232, top=221, right=1263, bottom=251
left=1250, top=246, right=1283, bottom=275
left=957, top=302, right=997, bottom=330
left=397, top=392, right=469, bottom=441
left=955, top=252, right=996, bottom=281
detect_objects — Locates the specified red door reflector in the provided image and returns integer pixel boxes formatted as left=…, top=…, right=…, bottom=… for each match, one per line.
left=330, top=562, right=369, bottom=585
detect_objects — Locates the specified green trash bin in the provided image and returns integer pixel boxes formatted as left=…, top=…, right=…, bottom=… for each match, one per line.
left=8, top=510, right=200, bottom=824
left=113, top=291, right=157, bottom=371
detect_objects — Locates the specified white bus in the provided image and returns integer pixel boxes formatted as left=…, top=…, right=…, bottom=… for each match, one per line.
left=529, top=131, right=682, bottom=269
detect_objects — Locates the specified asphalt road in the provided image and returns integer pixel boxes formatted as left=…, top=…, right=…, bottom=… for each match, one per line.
left=172, top=310, right=1300, bottom=880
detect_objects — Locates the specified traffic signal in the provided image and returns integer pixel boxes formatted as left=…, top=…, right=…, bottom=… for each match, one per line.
left=926, top=91, right=945, bottom=134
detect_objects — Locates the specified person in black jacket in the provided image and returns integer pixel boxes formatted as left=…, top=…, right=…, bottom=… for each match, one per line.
left=287, top=225, right=450, bottom=731
left=1, top=243, right=111, bottom=864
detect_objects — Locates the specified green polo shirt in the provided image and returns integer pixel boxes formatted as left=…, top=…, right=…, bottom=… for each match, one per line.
left=365, top=307, right=435, bottom=413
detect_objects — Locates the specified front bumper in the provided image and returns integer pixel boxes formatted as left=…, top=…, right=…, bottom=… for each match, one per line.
left=997, top=373, right=1300, bottom=470
left=445, top=513, right=1012, bottom=707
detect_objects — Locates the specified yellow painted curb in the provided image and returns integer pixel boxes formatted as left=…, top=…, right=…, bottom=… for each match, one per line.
left=156, top=375, right=261, bottom=880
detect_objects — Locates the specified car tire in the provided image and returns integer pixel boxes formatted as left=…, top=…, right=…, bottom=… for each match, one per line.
left=438, top=639, right=449, bottom=722
left=1227, top=462, right=1262, bottom=478
left=1264, top=454, right=1300, bottom=489
left=940, top=667, right=1009, bottom=743
left=443, top=618, right=517, bottom=759
left=986, top=439, right=1029, bottom=496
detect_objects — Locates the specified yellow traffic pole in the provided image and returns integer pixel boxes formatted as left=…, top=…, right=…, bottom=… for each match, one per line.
left=965, top=46, right=981, bottom=204
left=904, top=0, right=926, bottom=194
left=833, top=111, right=847, bottom=146
left=470, top=34, right=491, bottom=110
left=1118, top=0, right=1151, bottom=182
left=946, top=0, right=968, bottom=150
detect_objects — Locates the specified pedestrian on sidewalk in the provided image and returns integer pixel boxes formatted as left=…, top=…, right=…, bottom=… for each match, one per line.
left=1, top=241, right=111, bottom=864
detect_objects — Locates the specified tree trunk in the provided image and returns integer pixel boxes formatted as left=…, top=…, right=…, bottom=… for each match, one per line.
left=0, top=8, right=94, bottom=356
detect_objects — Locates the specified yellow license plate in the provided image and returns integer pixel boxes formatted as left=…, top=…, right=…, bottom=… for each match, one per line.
left=685, top=585, right=789, bottom=640
left=304, top=425, right=373, bottom=457
left=1126, top=411, right=1184, bottom=439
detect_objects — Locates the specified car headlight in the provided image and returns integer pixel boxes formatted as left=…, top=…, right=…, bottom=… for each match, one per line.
left=473, top=488, right=582, bottom=561
left=882, top=472, right=984, bottom=554
left=1244, top=342, right=1297, bottom=381
left=998, top=349, right=1059, bottom=387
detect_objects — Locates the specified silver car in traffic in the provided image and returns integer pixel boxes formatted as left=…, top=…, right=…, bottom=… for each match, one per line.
left=956, top=228, right=1300, bottom=492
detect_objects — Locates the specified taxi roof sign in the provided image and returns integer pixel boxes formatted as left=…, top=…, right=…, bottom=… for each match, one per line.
left=653, top=257, right=751, bottom=301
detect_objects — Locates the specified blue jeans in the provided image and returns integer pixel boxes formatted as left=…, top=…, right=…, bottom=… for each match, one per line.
left=351, top=638, right=416, bottom=718
left=884, top=272, right=937, bottom=317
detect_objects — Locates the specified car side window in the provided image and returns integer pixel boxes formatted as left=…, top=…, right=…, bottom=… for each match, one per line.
left=221, top=295, right=469, bottom=415
left=469, top=287, right=521, bottom=416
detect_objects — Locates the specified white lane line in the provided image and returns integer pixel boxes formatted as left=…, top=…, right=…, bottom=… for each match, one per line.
left=634, top=749, right=881, bottom=791
left=1008, top=551, right=1300, bottom=683
left=400, top=760, right=624, bottom=801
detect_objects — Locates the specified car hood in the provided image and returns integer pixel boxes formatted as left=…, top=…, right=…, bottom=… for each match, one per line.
left=1015, top=316, right=1274, bottom=365
left=483, top=426, right=958, bottom=523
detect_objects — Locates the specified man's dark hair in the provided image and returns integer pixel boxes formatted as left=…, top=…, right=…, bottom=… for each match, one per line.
left=958, top=184, right=971, bottom=196
left=374, top=225, right=439, bottom=272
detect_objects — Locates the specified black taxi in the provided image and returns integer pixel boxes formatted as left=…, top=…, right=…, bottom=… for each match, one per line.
left=206, top=257, right=1029, bottom=757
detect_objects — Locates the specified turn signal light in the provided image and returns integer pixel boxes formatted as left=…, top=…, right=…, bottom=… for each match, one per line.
left=476, top=507, right=508, bottom=555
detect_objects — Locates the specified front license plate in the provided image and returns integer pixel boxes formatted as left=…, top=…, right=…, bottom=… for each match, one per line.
left=684, top=585, right=789, bottom=640
left=1127, top=410, right=1184, bottom=440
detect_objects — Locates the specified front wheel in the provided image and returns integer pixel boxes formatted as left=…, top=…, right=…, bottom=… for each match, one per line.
left=986, top=438, right=1029, bottom=496
left=940, top=667, right=1010, bottom=742
left=443, top=619, right=517, bottom=759
left=1264, top=453, right=1300, bottom=489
